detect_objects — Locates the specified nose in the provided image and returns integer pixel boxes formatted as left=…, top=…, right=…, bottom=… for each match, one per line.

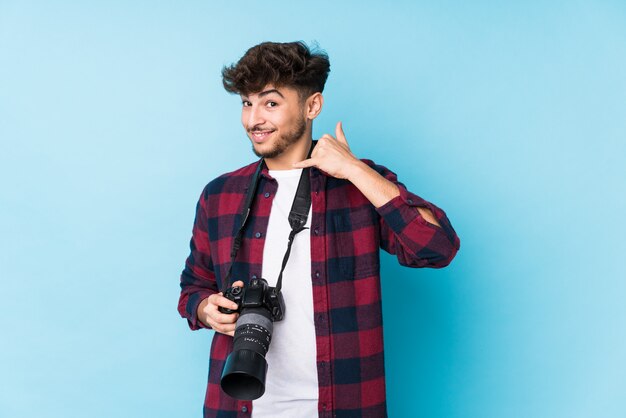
left=244, top=104, right=265, bottom=130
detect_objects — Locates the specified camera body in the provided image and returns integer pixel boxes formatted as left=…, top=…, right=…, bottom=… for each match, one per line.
left=219, top=278, right=285, bottom=322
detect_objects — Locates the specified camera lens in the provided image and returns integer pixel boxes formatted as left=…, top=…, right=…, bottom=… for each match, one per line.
left=220, top=307, right=273, bottom=400
left=232, top=308, right=272, bottom=354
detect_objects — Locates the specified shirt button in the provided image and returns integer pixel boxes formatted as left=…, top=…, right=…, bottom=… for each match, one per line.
left=314, top=228, right=319, bottom=235
left=315, top=271, right=320, bottom=278
left=322, top=403, right=327, bottom=410
left=241, top=405, right=248, bottom=413
left=255, top=232, right=262, bottom=238
left=252, top=275, right=257, bottom=279
left=264, top=192, right=270, bottom=198
left=407, top=198, right=414, bottom=204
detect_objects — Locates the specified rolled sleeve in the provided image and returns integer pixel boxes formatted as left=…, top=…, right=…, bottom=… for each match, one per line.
left=365, top=161, right=460, bottom=268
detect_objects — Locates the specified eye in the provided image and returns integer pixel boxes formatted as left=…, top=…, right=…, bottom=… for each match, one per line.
left=242, top=100, right=252, bottom=107
left=267, top=101, right=278, bottom=108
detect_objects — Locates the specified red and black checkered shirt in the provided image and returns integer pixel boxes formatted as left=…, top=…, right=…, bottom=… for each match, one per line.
left=178, top=158, right=460, bottom=418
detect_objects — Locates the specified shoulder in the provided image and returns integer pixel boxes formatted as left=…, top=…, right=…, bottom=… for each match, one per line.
left=200, top=160, right=261, bottom=200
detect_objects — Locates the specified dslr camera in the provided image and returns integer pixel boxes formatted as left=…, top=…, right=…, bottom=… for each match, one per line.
left=218, top=278, right=286, bottom=400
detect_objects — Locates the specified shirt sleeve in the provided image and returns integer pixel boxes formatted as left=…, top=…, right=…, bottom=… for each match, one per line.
left=365, top=160, right=461, bottom=268
left=178, top=186, right=219, bottom=330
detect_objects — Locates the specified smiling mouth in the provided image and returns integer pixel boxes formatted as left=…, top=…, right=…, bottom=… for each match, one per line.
left=250, top=130, right=275, bottom=143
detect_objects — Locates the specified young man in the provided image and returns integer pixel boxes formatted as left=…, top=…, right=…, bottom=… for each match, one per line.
left=178, top=41, right=460, bottom=418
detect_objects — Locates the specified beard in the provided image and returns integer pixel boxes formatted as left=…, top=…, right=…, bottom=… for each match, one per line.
left=250, top=116, right=307, bottom=159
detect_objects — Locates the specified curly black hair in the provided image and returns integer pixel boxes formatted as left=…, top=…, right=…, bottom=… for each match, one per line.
left=222, top=41, right=330, bottom=99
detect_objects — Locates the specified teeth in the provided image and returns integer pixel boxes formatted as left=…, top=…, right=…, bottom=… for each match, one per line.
left=253, top=131, right=273, bottom=138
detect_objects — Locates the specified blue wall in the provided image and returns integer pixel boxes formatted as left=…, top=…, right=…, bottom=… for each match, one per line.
left=1, top=1, right=625, bottom=417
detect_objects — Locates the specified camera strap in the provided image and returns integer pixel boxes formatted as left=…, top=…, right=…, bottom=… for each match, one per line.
left=221, top=142, right=314, bottom=293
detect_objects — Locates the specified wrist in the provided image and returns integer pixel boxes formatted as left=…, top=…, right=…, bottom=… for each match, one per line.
left=196, top=297, right=210, bottom=327
left=345, top=158, right=368, bottom=182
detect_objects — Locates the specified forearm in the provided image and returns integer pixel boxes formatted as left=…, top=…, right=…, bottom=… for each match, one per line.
left=346, top=160, right=399, bottom=207
left=347, top=160, right=440, bottom=226
left=178, top=185, right=221, bottom=330
left=178, top=269, right=218, bottom=331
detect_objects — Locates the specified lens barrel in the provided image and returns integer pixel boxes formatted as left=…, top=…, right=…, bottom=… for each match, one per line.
left=220, top=307, right=274, bottom=400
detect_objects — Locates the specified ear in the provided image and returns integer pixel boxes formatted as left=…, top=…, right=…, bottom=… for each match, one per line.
left=305, top=92, right=324, bottom=120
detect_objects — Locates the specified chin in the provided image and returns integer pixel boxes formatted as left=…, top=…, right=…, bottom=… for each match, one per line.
left=251, top=141, right=280, bottom=159
left=252, top=140, right=273, bottom=152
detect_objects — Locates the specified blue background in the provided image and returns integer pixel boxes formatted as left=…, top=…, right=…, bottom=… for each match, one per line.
left=1, top=1, right=625, bottom=417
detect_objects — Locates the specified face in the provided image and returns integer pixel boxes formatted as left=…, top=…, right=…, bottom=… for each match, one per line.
left=241, top=86, right=308, bottom=159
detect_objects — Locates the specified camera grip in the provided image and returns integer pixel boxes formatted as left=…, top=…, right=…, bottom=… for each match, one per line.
left=218, top=286, right=243, bottom=314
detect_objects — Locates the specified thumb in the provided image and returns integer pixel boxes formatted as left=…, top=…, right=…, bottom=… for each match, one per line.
left=293, top=158, right=317, bottom=169
left=335, top=121, right=348, bottom=145
left=232, top=280, right=245, bottom=288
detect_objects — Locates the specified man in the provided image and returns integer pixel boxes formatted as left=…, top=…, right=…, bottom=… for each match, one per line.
left=178, top=41, right=460, bottom=418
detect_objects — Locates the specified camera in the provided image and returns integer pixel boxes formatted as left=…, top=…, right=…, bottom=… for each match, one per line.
left=218, top=278, right=286, bottom=400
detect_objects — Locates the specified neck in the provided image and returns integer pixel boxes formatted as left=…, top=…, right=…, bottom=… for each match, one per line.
left=264, top=136, right=313, bottom=170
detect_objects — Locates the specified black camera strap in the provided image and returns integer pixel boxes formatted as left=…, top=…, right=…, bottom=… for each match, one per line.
left=275, top=162, right=310, bottom=293
left=221, top=143, right=314, bottom=293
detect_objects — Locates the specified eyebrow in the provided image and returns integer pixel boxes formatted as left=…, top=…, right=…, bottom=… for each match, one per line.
left=257, top=89, right=285, bottom=98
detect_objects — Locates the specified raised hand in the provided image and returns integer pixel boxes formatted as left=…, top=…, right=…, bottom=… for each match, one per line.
left=293, top=121, right=362, bottom=180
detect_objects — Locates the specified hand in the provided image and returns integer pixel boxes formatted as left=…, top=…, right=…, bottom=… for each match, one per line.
left=197, top=280, right=244, bottom=336
left=293, top=121, right=363, bottom=180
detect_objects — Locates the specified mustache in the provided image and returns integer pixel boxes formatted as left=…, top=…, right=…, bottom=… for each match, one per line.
left=247, top=126, right=275, bottom=133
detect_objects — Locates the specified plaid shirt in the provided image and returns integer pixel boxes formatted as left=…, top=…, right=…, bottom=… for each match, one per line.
left=178, top=157, right=460, bottom=418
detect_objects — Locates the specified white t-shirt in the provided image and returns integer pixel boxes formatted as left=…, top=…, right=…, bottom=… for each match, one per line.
left=251, top=169, right=319, bottom=418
